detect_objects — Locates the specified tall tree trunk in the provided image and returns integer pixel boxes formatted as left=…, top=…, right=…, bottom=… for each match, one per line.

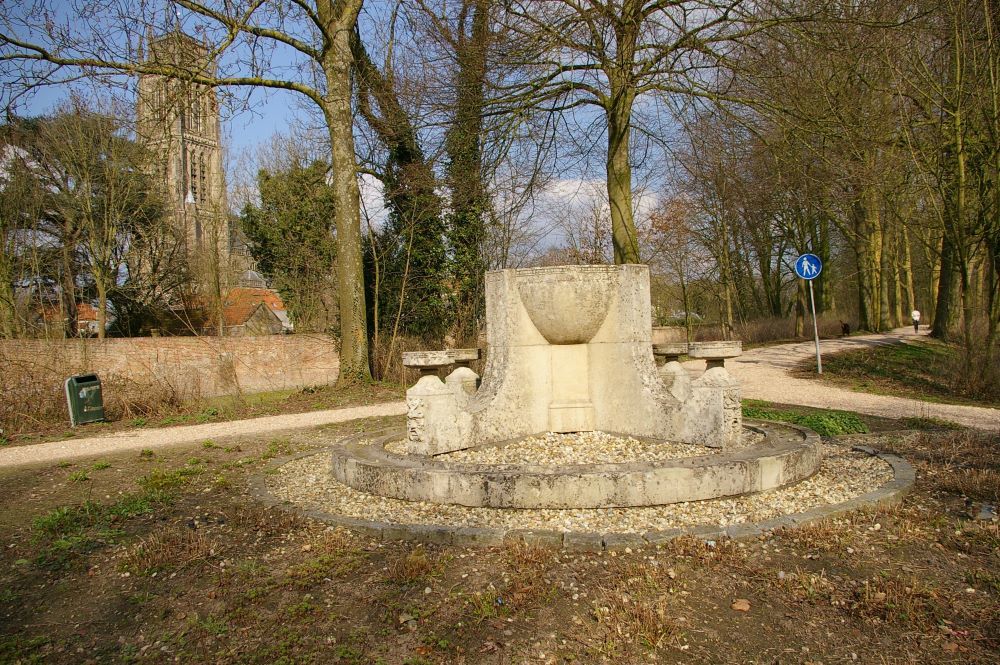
left=795, top=279, right=806, bottom=337
left=0, top=264, right=14, bottom=338
left=933, top=233, right=961, bottom=339
left=606, top=93, right=639, bottom=264
left=60, top=238, right=78, bottom=338
left=852, top=197, right=876, bottom=331
left=815, top=216, right=833, bottom=312
left=446, top=0, right=490, bottom=342
left=903, top=225, right=915, bottom=313
left=878, top=221, right=892, bottom=331
left=960, top=263, right=975, bottom=371
left=321, top=0, right=370, bottom=383
left=95, top=277, right=108, bottom=340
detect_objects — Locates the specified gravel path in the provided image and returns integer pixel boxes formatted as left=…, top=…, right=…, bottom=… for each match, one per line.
left=688, top=327, right=999, bottom=431
left=0, top=401, right=407, bottom=469
left=3, top=327, right=994, bottom=469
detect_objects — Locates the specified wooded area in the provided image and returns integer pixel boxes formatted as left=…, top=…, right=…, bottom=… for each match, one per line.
left=1, top=0, right=997, bottom=386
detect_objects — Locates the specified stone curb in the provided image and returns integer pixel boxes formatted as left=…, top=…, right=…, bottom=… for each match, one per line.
left=248, top=437, right=915, bottom=552
left=330, top=422, right=823, bottom=508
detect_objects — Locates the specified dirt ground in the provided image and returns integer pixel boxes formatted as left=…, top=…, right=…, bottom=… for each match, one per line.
left=0, top=414, right=997, bottom=664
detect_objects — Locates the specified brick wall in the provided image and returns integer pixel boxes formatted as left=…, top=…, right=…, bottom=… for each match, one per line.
left=0, top=334, right=340, bottom=400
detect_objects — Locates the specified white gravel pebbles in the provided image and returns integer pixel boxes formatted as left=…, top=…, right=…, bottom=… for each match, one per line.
left=384, top=429, right=766, bottom=467
left=265, top=441, right=893, bottom=533
left=434, top=430, right=760, bottom=466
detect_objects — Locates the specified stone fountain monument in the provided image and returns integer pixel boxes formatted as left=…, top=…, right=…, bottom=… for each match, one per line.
left=405, top=264, right=741, bottom=453
left=330, top=264, right=822, bottom=511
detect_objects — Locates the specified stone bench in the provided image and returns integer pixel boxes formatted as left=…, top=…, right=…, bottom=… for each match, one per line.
left=652, top=342, right=688, bottom=367
left=687, top=341, right=742, bottom=369
left=402, top=348, right=481, bottom=375
left=402, top=348, right=482, bottom=395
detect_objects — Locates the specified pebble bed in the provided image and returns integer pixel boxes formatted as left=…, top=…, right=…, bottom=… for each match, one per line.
left=384, top=429, right=765, bottom=466
left=266, top=440, right=894, bottom=533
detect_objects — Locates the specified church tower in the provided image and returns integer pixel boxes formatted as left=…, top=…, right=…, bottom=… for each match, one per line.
left=136, top=28, right=228, bottom=259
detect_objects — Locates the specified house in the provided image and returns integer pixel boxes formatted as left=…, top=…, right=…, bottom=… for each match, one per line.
left=221, top=287, right=292, bottom=336
left=75, top=303, right=103, bottom=337
left=37, top=302, right=106, bottom=337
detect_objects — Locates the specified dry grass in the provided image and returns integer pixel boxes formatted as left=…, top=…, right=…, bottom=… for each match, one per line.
left=775, top=521, right=856, bottom=552
left=502, top=539, right=555, bottom=570
left=850, top=575, right=945, bottom=628
left=733, top=315, right=847, bottom=345
left=660, top=535, right=748, bottom=567
left=120, top=527, right=213, bottom=575
left=0, top=343, right=185, bottom=436
left=386, top=545, right=434, bottom=585
left=880, top=431, right=1000, bottom=502
left=227, top=504, right=307, bottom=537
left=591, top=593, right=681, bottom=651
left=939, top=468, right=1000, bottom=502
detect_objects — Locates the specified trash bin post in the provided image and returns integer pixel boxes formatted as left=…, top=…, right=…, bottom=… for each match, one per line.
left=65, top=374, right=106, bottom=426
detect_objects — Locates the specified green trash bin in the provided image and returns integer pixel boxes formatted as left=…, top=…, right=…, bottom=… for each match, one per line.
left=64, top=374, right=106, bottom=426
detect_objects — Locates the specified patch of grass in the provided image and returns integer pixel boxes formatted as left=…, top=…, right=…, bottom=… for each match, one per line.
left=850, top=575, right=944, bottom=628
left=31, top=502, right=114, bottom=568
left=285, top=530, right=364, bottom=588
left=67, top=470, right=89, bottom=482
left=139, top=449, right=155, bottom=458
left=742, top=403, right=868, bottom=436
left=121, top=528, right=213, bottom=575
left=0, top=634, right=49, bottom=663
left=30, top=464, right=199, bottom=568
left=91, top=461, right=111, bottom=470
left=261, top=438, right=293, bottom=461
left=386, top=545, right=434, bottom=586
left=901, top=416, right=964, bottom=430
left=467, top=586, right=504, bottom=623
left=129, top=417, right=147, bottom=427
left=812, top=338, right=999, bottom=407
left=195, top=407, right=220, bottom=424
left=192, top=613, right=229, bottom=636
left=592, top=594, right=680, bottom=651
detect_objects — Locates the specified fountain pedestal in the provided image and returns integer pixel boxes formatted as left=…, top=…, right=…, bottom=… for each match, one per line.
left=405, top=264, right=743, bottom=454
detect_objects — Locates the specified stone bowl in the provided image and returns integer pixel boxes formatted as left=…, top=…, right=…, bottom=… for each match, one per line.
left=515, top=265, right=615, bottom=344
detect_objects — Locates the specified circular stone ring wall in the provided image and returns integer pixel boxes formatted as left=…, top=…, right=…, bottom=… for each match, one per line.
left=330, top=422, right=822, bottom=509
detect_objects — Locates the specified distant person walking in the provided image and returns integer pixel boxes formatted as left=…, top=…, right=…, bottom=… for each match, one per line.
left=912, top=309, right=921, bottom=334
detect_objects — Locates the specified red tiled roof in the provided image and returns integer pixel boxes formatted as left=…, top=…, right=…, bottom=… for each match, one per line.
left=40, top=303, right=99, bottom=322
left=222, top=288, right=287, bottom=327
left=224, top=287, right=286, bottom=311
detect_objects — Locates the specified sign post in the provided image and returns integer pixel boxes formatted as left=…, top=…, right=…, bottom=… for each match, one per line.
left=794, top=253, right=824, bottom=374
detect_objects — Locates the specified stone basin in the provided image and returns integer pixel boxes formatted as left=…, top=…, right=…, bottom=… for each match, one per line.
left=516, top=266, right=615, bottom=344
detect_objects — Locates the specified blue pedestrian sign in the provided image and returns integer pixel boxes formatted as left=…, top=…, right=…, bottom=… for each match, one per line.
left=794, top=253, right=823, bottom=280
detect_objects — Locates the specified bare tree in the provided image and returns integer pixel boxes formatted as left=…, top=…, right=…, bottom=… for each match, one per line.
left=495, top=0, right=795, bottom=264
